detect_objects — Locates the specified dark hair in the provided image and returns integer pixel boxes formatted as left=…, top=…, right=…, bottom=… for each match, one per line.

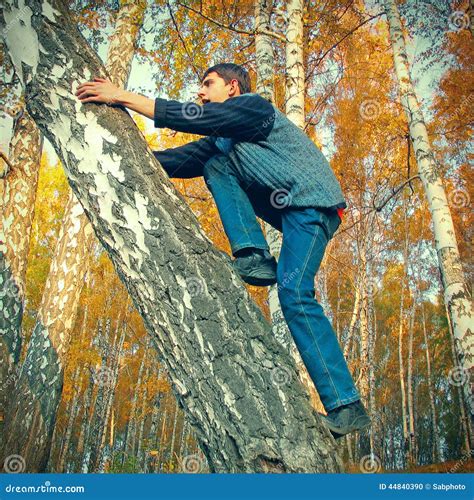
left=202, top=63, right=251, bottom=94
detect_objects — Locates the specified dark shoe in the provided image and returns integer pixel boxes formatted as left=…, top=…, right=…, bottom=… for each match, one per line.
left=232, top=249, right=277, bottom=287
left=319, top=400, right=371, bottom=439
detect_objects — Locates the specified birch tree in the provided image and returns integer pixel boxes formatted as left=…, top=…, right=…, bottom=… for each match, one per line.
left=0, top=0, right=342, bottom=473
left=0, top=108, right=42, bottom=416
left=0, top=0, right=147, bottom=471
left=384, top=0, right=473, bottom=417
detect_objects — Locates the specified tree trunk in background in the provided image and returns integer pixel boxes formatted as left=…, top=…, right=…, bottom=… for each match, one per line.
left=255, top=0, right=276, bottom=103
left=407, top=293, right=416, bottom=467
left=384, top=0, right=473, bottom=418
left=1, top=191, right=94, bottom=470
left=86, top=318, right=112, bottom=472
left=0, top=109, right=42, bottom=422
left=368, top=279, right=376, bottom=461
left=398, top=205, right=409, bottom=468
left=57, top=365, right=81, bottom=472
left=446, top=304, right=472, bottom=454
left=358, top=246, right=370, bottom=402
left=343, top=283, right=361, bottom=359
left=168, top=403, right=179, bottom=467
left=125, top=342, right=148, bottom=458
left=1, top=0, right=342, bottom=473
left=255, top=0, right=320, bottom=408
left=470, top=0, right=474, bottom=38
left=0, top=0, right=147, bottom=472
left=285, top=0, right=305, bottom=127
left=57, top=304, right=89, bottom=472
left=135, top=360, right=150, bottom=466
left=421, top=303, right=442, bottom=463
left=254, top=0, right=290, bottom=352
left=77, top=367, right=95, bottom=471
left=96, top=325, right=126, bottom=472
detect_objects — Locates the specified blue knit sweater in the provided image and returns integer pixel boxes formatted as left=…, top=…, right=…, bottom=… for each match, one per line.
left=153, top=93, right=346, bottom=210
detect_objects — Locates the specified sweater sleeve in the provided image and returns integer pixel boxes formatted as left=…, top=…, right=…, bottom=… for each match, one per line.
left=153, top=136, right=219, bottom=179
left=154, top=93, right=275, bottom=142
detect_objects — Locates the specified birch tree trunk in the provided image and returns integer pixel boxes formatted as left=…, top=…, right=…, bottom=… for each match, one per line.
left=407, top=293, right=416, bottom=467
left=135, top=361, right=150, bottom=467
left=384, top=0, right=473, bottom=417
left=93, top=323, right=126, bottom=472
left=0, top=109, right=42, bottom=419
left=368, top=276, right=376, bottom=461
left=398, top=203, right=410, bottom=468
left=57, top=304, right=89, bottom=472
left=0, top=0, right=147, bottom=472
left=1, top=191, right=94, bottom=469
left=446, top=304, right=472, bottom=454
left=421, top=303, right=442, bottom=463
left=254, top=0, right=290, bottom=352
left=86, top=318, right=112, bottom=472
left=343, top=283, right=361, bottom=359
left=0, top=0, right=343, bottom=473
left=125, top=342, right=148, bottom=458
left=358, top=247, right=370, bottom=401
left=255, top=0, right=319, bottom=407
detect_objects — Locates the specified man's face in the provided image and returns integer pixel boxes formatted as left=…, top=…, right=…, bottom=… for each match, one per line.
left=197, top=71, right=241, bottom=104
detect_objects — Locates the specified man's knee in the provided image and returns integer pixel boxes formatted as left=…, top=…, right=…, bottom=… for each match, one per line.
left=277, top=267, right=301, bottom=312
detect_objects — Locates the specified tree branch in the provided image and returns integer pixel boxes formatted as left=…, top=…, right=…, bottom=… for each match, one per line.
left=176, top=2, right=286, bottom=43
left=0, top=150, right=13, bottom=178
left=166, top=1, right=202, bottom=80
left=374, top=175, right=421, bottom=212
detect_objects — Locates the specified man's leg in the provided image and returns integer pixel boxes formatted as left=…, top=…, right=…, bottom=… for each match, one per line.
left=203, top=154, right=277, bottom=286
left=276, top=207, right=365, bottom=417
left=203, top=154, right=269, bottom=256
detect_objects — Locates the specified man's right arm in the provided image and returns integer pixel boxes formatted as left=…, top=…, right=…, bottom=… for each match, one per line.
left=153, top=136, right=219, bottom=178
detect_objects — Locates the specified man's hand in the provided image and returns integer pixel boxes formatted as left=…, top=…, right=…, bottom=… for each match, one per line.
left=76, top=77, right=123, bottom=105
left=76, top=77, right=155, bottom=119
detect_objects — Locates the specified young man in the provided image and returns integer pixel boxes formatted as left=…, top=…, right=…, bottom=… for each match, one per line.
left=76, top=63, right=370, bottom=438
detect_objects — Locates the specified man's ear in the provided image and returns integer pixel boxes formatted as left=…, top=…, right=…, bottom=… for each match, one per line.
left=229, top=79, right=240, bottom=96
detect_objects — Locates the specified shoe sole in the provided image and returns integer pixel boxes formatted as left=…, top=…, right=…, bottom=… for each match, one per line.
left=232, top=264, right=277, bottom=287
left=241, top=273, right=277, bottom=287
left=320, top=414, right=371, bottom=438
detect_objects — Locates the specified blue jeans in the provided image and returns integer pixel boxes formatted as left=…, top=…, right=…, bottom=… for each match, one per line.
left=203, top=154, right=360, bottom=411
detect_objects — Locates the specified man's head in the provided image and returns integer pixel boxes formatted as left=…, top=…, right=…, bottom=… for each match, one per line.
left=198, top=63, right=251, bottom=104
